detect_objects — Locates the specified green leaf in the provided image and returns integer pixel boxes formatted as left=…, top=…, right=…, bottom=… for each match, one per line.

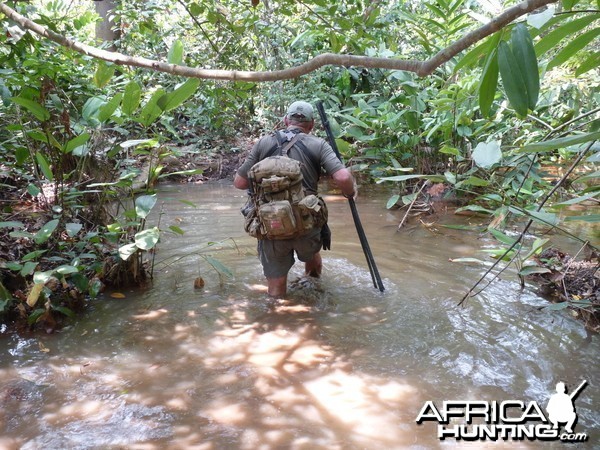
left=204, top=255, right=233, bottom=279
left=386, top=194, right=400, bottom=209
left=564, top=214, right=600, bottom=222
left=535, top=14, right=600, bottom=56
left=460, top=176, right=490, bottom=187
left=34, top=219, right=59, bottom=244
left=65, top=222, right=83, bottom=237
left=122, top=81, right=142, bottom=116
left=527, top=6, right=555, bottom=29
left=168, top=39, right=184, bottom=65
left=0, top=281, right=12, bottom=304
left=158, top=79, right=200, bottom=112
left=455, top=30, right=504, bottom=73
left=490, top=228, right=518, bottom=246
left=449, top=257, right=486, bottom=264
left=33, top=270, right=56, bottom=284
left=509, top=207, right=559, bottom=226
left=136, top=89, right=165, bottom=126
left=21, top=261, right=38, bottom=276
left=338, top=113, right=370, bottom=128
left=22, top=250, right=46, bottom=261
left=35, top=152, right=54, bottom=181
left=544, top=302, right=569, bottom=311
left=56, top=265, right=79, bottom=275
left=135, top=194, right=157, bottom=219
left=158, top=168, right=203, bottom=179
left=479, top=48, right=499, bottom=117
left=134, top=227, right=160, bottom=250
left=82, top=96, right=106, bottom=125
left=11, top=97, right=50, bottom=121
left=519, top=266, right=552, bottom=276
left=575, top=51, right=600, bottom=76
left=63, top=133, right=90, bottom=154
left=497, top=41, right=529, bottom=117
left=0, top=221, right=24, bottom=229
left=511, top=24, right=539, bottom=110
left=53, top=305, right=75, bottom=318
left=472, top=141, right=502, bottom=168
left=93, top=62, right=115, bottom=88
left=523, top=237, right=549, bottom=260
left=517, top=131, right=600, bottom=153
left=376, top=174, right=446, bottom=183
left=547, top=27, right=600, bottom=70
left=169, top=225, right=185, bottom=235
left=118, top=243, right=138, bottom=261
left=98, top=92, right=123, bottom=123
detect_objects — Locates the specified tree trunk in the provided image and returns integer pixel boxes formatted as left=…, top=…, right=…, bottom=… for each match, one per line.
left=95, top=0, right=120, bottom=51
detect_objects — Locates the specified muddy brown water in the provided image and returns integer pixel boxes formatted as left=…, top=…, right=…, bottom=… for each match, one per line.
left=1, top=181, right=598, bottom=449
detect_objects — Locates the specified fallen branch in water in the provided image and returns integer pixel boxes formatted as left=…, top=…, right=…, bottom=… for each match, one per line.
left=397, top=181, right=429, bottom=231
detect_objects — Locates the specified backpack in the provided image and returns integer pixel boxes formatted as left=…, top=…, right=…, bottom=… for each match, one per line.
left=242, top=131, right=327, bottom=240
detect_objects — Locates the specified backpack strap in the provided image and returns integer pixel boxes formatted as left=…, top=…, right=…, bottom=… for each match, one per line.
left=280, top=133, right=302, bottom=157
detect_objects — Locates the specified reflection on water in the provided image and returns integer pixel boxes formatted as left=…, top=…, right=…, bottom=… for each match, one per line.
left=1, top=181, right=598, bottom=449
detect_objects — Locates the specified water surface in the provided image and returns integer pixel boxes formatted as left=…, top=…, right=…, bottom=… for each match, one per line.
left=1, top=181, right=598, bottom=449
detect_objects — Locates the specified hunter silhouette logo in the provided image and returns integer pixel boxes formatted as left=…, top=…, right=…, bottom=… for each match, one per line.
left=546, top=380, right=586, bottom=435
left=416, top=380, right=589, bottom=442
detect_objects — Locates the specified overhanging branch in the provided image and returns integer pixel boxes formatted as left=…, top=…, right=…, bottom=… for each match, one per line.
left=0, top=0, right=557, bottom=81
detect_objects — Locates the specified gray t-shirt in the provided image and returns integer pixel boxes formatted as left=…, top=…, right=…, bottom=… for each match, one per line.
left=237, top=128, right=345, bottom=195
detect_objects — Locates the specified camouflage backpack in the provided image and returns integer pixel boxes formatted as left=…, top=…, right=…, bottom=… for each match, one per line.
left=241, top=131, right=327, bottom=240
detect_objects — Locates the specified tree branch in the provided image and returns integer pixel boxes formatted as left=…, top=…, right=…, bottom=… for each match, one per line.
left=0, top=0, right=558, bottom=81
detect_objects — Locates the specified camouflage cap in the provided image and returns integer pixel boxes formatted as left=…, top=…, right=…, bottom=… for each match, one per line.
left=286, top=101, right=314, bottom=122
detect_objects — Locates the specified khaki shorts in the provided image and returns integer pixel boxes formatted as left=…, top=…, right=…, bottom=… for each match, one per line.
left=257, top=228, right=322, bottom=278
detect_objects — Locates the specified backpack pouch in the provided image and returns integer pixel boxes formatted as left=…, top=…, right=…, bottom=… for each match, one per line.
left=258, top=200, right=298, bottom=239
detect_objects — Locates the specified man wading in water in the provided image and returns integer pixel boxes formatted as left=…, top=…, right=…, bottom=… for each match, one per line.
left=234, top=101, right=356, bottom=297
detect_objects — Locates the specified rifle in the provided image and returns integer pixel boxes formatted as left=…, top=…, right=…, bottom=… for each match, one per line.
left=569, top=380, right=587, bottom=400
left=316, top=101, right=385, bottom=292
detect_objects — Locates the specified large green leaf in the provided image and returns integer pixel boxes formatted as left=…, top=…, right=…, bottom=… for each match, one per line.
left=93, top=62, right=115, bottom=88
left=157, top=78, right=200, bottom=112
left=122, top=81, right=142, bottom=116
left=535, top=14, right=600, bottom=56
left=34, top=219, right=59, bottom=244
left=517, top=131, right=600, bottom=153
left=565, top=214, right=600, bottom=222
left=547, top=27, right=600, bottom=70
left=135, top=194, right=157, bottom=219
left=63, top=133, right=90, bottom=154
left=454, top=30, right=503, bottom=73
left=136, top=89, right=165, bottom=126
left=575, top=51, right=600, bottom=76
left=497, top=41, right=528, bottom=117
left=204, top=255, right=233, bottom=279
left=118, top=243, right=138, bottom=261
left=11, top=97, right=50, bottom=121
left=82, top=96, right=106, bottom=125
left=98, top=93, right=123, bottom=123
left=35, top=152, right=54, bottom=181
left=168, top=39, right=184, bottom=65
left=511, top=24, right=539, bottom=110
left=478, top=48, right=499, bottom=117
left=135, top=227, right=160, bottom=250
left=472, top=141, right=502, bottom=168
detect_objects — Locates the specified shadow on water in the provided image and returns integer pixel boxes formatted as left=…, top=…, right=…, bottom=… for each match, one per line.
left=0, top=181, right=598, bottom=449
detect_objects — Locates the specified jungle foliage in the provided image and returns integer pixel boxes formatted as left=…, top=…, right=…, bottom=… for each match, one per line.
left=0, top=0, right=598, bottom=331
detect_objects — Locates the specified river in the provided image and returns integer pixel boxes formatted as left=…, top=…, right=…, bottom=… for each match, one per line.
left=1, top=181, right=598, bottom=449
